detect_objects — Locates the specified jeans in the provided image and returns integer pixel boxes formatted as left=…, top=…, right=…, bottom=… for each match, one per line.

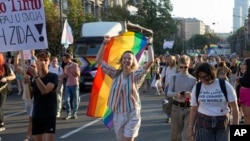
left=57, top=85, right=64, bottom=113
left=164, top=85, right=169, bottom=99
left=170, top=105, right=190, bottom=141
left=65, top=85, right=79, bottom=116
left=195, top=127, right=229, bottom=141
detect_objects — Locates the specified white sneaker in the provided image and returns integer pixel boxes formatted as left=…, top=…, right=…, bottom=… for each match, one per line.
left=0, top=126, right=5, bottom=132
left=56, top=112, right=60, bottom=118
left=64, top=114, right=72, bottom=120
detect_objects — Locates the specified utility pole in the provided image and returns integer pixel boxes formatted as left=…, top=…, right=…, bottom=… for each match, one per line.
left=192, top=35, right=194, bottom=52
left=59, top=0, right=63, bottom=33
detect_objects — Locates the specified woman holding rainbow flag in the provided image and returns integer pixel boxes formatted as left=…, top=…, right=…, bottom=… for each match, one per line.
left=96, top=36, right=154, bottom=141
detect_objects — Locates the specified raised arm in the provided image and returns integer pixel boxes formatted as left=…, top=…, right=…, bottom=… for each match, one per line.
left=13, top=51, right=24, bottom=74
left=96, top=37, right=110, bottom=65
left=143, top=37, right=154, bottom=70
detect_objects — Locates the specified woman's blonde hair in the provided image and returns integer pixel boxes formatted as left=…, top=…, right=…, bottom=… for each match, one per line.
left=118, top=50, right=138, bottom=72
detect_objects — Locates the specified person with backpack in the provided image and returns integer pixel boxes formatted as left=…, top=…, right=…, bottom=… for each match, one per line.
left=188, top=63, right=239, bottom=141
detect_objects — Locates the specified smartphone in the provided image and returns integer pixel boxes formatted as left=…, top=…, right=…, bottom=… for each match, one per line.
left=26, top=64, right=36, bottom=76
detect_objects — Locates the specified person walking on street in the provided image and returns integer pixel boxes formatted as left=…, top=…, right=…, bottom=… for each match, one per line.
left=236, top=58, right=250, bottom=124
left=161, top=55, right=177, bottom=123
left=62, top=53, right=80, bottom=120
left=49, top=56, right=64, bottom=118
left=0, top=53, right=16, bottom=131
left=151, top=57, right=163, bottom=95
left=167, top=55, right=196, bottom=141
left=96, top=36, right=154, bottom=141
left=13, top=51, right=36, bottom=141
left=27, top=50, right=58, bottom=141
left=188, top=63, right=239, bottom=141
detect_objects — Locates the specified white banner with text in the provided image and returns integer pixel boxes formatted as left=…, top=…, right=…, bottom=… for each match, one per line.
left=0, top=0, right=48, bottom=52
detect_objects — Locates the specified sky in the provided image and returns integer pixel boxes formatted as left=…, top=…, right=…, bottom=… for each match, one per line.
left=171, top=0, right=234, bottom=33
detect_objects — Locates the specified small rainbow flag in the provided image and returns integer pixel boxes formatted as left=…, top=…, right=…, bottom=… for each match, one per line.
left=86, top=32, right=148, bottom=128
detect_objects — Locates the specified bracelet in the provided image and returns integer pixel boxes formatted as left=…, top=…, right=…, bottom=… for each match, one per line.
left=34, top=76, right=39, bottom=79
left=188, top=126, right=193, bottom=128
left=147, top=43, right=152, bottom=46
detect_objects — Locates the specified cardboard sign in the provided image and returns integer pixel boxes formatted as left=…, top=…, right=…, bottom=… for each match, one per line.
left=0, top=0, right=48, bottom=52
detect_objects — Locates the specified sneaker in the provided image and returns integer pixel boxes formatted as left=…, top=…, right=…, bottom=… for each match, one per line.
left=0, top=125, right=5, bottom=132
left=64, top=115, right=72, bottom=120
left=73, top=114, right=77, bottom=119
left=56, top=112, right=60, bottom=118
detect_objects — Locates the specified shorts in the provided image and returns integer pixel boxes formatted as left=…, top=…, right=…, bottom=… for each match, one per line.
left=113, top=109, right=141, bottom=140
left=32, top=117, right=56, bottom=135
left=24, top=100, right=33, bottom=117
left=239, top=87, right=250, bottom=106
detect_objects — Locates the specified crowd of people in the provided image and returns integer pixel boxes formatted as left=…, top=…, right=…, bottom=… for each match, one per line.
left=0, top=50, right=80, bottom=141
left=139, top=53, right=250, bottom=141
left=0, top=45, right=250, bottom=141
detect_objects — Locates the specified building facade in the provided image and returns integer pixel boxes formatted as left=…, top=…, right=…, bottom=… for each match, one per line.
left=233, top=0, right=249, bottom=32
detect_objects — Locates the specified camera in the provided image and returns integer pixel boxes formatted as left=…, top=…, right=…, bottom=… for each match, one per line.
left=180, top=91, right=185, bottom=95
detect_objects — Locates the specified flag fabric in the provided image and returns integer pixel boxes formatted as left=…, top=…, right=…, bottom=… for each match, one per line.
left=61, top=19, right=74, bottom=48
left=86, top=32, right=147, bottom=128
left=102, top=108, right=113, bottom=129
left=163, top=40, right=175, bottom=49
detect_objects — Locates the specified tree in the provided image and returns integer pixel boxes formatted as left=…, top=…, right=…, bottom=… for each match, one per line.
left=101, top=0, right=176, bottom=55
left=127, top=0, right=176, bottom=55
left=44, top=0, right=61, bottom=56
left=67, top=0, right=97, bottom=40
left=43, top=0, right=98, bottom=56
left=101, top=6, right=130, bottom=21
left=227, top=27, right=249, bottom=57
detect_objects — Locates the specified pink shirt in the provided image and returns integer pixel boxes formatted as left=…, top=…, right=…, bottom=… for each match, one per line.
left=64, top=62, right=80, bottom=86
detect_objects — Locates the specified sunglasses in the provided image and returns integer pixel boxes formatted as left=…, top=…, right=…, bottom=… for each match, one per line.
left=180, top=66, right=188, bottom=69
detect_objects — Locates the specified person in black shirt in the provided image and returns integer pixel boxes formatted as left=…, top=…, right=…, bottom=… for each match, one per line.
left=27, top=50, right=58, bottom=141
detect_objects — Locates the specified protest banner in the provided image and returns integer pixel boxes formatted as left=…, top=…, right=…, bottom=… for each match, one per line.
left=0, top=0, right=48, bottom=52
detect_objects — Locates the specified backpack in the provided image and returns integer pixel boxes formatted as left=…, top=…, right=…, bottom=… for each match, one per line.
left=196, top=79, right=228, bottom=104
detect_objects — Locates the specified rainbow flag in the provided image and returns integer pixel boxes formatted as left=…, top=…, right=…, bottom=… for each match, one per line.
left=86, top=32, right=147, bottom=128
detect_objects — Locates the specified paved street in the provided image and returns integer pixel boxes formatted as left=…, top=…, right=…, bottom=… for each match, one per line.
left=0, top=88, right=171, bottom=141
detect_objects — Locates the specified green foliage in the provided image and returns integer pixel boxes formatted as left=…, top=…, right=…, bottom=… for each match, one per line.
left=227, top=27, right=249, bottom=55
left=43, top=0, right=97, bottom=56
left=43, top=0, right=61, bottom=56
left=67, top=0, right=97, bottom=40
left=101, top=0, right=176, bottom=55
left=101, top=6, right=130, bottom=21
left=127, top=0, right=176, bottom=55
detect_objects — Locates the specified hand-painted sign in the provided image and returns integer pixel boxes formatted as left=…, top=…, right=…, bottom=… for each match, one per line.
left=0, top=0, right=48, bottom=52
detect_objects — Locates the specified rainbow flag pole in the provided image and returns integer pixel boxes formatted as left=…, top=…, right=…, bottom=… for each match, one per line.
left=86, top=32, right=148, bottom=129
